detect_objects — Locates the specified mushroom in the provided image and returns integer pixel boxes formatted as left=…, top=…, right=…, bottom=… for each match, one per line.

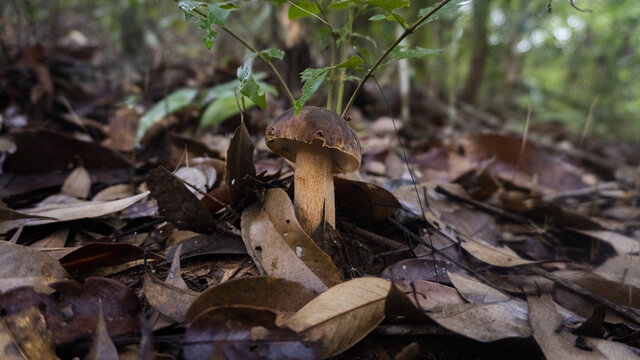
left=265, top=106, right=361, bottom=234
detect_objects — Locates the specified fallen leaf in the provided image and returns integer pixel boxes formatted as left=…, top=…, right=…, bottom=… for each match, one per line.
left=447, top=271, right=510, bottom=303
left=2, top=307, right=59, bottom=360
left=186, top=276, right=318, bottom=322
left=395, top=280, right=466, bottom=310
left=285, top=277, right=391, bottom=359
left=0, top=316, right=29, bottom=360
left=0, top=242, right=69, bottom=293
left=241, top=188, right=343, bottom=292
left=528, top=294, right=637, bottom=360
left=164, top=233, right=246, bottom=261
left=0, top=191, right=149, bottom=234
left=569, top=229, right=639, bottom=255
left=59, top=242, right=162, bottom=275
left=334, top=177, right=401, bottom=225
left=143, top=266, right=199, bottom=322
left=84, top=300, right=118, bottom=360
left=459, top=238, right=536, bottom=267
left=183, top=305, right=321, bottom=360
left=146, top=167, right=215, bottom=233
left=426, top=298, right=531, bottom=342
left=61, top=166, right=91, bottom=199
left=594, top=255, right=640, bottom=289
left=226, top=120, right=257, bottom=207
left=92, top=184, right=133, bottom=201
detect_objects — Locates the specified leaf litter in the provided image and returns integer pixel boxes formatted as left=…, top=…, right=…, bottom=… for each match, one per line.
left=0, top=30, right=639, bottom=360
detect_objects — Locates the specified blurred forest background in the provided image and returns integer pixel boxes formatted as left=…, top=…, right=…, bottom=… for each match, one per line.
left=1, top=0, right=638, bottom=142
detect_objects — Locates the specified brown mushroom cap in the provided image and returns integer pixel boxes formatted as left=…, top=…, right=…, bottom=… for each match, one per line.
left=265, top=106, right=361, bottom=173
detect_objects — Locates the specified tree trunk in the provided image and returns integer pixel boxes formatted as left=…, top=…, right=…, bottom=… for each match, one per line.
left=459, top=0, right=491, bottom=105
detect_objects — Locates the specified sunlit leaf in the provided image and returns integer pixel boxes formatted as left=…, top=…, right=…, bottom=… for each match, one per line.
left=368, top=14, right=387, bottom=21
left=207, top=2, right=237, bottom=26
left=294, top=56, right=363, bottom=114
left=136, top=88, right=198, bottom=143
left=288, top=0, right=320, bottom=19
left=178, top=0, right=206, bottom=13
left=260, top=48, right=285, bottom=61
left=237, top=55, right=266, bottom=109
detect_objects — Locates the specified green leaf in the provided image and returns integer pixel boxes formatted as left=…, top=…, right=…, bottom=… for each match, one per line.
left=417, top=0, right=462, bottom=29
left=259, top=48, right=285, bottom=61
left=203, top=29, right=217, bottom=49
left=328, top=1, right=351, bottom=10
left=237, top=55, right=266, bottom=109
left=200, top=96, right=255, bottom=127
left=364, top=0, right=409, bottom=13
left=207, top=2, right=237, bottom=26
left=391, top=46, right=443, bottom=60
left=137, top=88, right=199, bottom=143
left=178, top=0, right=206, bottom=12
left=288, top=0, right=320, bottom=19
left=201, top=74, right=276, bottom=105
left=368, top=14, right=386, bottom=21
left=293, top=55, right=363, bottom=114
left=294, top=69, right=328, bottom=115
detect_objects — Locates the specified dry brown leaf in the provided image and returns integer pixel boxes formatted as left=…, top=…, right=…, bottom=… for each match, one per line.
left=3, top=307, right=59, bottom=360
left=241, top=188, right=342, bottom=292
left=570, top=229, right=639, bottom=255
left=447, top=271, right=510, bottom=303
left=92, top=184, right=133, bottom=201
left=284, top=277, right=391, bottom=359
left=594, top=255, right=640, bottom=289
left=61, top=166, right=91, bottom=199
left=0, top=191, right=149, bottom=234
left=395, top=280, right=466, bottom=310
left=143, top=265, right=199, bottom=323
left=0, top=317, right=29, bottom=360
left=528, top=294, right=637, bottom=360
left=427, top=297, right=531, bottom=342
left=84, top=300, right=118, bottom=360
left=459, top=238, right=536, bottom=267
left=0, top=242, right=69, bottom=293
left=185, top=276, right=318, bottom=322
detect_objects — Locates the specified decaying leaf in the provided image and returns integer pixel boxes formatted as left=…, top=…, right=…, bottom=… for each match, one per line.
left=241, top=188, right=343, bottom=292
left=143, top=265, right=199, bottom=323
left=0, top=241, right=69, bottom=293
left=184, top=305, right=321, bottom=360
left=448, top=271, right=510, bottom=303
left=84, top=300, right=118, bottom=360
left=186, top=276, right=318, bottom=322
left=61, top=166, right=91, bottom=199
left=594, top=255, right=640, bottom=289
left=284, top=277, right=391, bottom=359
left=59, top=242, right=162, bottom=275
left=0, top=191, right=149, bottom=234
left=146, top=166, right=215, bottom=233
left=2, top=307, right=59, bottom=360
left=226, top=120, right=257, bottom=207
left=395, top=280, right=466, bottom=311
left=528, top=294, right=637, bottom=360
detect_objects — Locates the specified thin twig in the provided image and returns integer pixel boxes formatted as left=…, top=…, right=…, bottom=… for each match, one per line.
left=342, top=0, right=453, bottom=117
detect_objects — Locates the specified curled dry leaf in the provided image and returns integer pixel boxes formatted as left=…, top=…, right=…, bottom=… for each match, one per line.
left=0, top=191, right=149, bottom=234
left=146, top=166, right=215, bottom=233
left=143, top=266, right=199, bottom=323
left=184, top=305, right=321, bottom=360
left=0, top=241, right=69, bottom=293
left=528, top=294, right=637, bottom=360
left=334, top=176, right=401, bottom=224
left=186, top=276, right=318, bottom=322
left=284, top=277, right=391, bottom=359
left=241, top=188, right=342, bottom=292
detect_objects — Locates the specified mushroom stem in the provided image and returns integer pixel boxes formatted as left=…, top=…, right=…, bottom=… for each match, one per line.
left=294, top=143, right=335, bottom=234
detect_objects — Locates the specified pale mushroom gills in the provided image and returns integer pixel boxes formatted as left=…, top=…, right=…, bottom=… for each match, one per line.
left=266, top=106, right=361, bottom=234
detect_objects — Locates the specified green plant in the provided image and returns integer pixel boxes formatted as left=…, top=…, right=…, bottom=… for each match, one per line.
left=173, top=0, right=456, bottom=118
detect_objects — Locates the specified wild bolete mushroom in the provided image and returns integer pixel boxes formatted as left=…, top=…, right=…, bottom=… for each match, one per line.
left=266, top=106, right=361, bottom=234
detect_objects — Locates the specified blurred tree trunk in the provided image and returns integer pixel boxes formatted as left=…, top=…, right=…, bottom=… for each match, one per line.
left=459, top=0, right=491, bottom=105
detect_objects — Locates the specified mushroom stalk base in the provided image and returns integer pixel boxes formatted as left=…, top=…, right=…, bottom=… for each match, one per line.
left=294, top=145, right=335, bottom=234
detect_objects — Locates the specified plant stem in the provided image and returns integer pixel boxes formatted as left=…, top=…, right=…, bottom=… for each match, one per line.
left=335, top=9, right=353, bottom=114
left=341, top=0, right=453, bottom=118
left=177, top=1, right=296, bottom=106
